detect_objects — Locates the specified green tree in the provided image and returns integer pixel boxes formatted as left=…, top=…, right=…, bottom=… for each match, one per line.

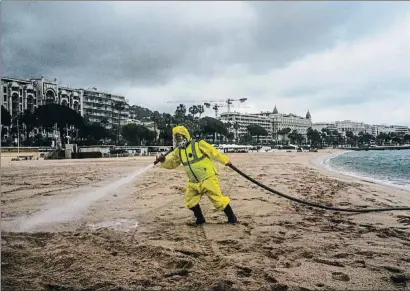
left=189, top=105, right=199, bottom=118
left=246, top=124, right=268, bottom=145
left=199, top=116, right=228, bottom=143
left=19, top=110, right=37, bottom=143
left=33, top=103, right=84, bottom=147
left=1, top=105, right=11, bottom=127
left=150, top=111, right=162, bottom=144
left=306, top=127, right=322, bottom=147
left=376, top=132, right=389, bottom=146
left=227, top=132, right=235, bottom=143
left=121, top=123, right=139, bottom=145
left=278, top=127, right=292, bottom=144
left=121, top=123, right=154, bottom=146
left=79, top=122, right=112, bottom=145
left=288, top=129, right=304, bottom=145
left=403, top=134, right=410, bottom=144
left=392, top=135, right=402, bottom=145
left=175, top=104, right=187, bottom=124
left=239, top=134, right=253, bottom=145
left=345, top=131, right=357, bottom=147
left=197, top=105, right=205, bottom=118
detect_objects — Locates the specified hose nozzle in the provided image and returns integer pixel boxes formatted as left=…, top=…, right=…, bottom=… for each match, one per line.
left=153, top=147, right=174, bottom=165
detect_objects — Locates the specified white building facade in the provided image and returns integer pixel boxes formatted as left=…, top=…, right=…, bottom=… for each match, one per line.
left=1, top=76, right=82, bottom=117
left=81, top=88, right=130, bottom=129
left=1, top=77, right=130, bottom=130
left=314, top=120, right=409, bottom=137
left=219, top=112, right=272, bottom=144
left=219, top=106, right=313, bottom=144
left=270, top=109, right=313, bottom=140
left=312, top=122, right=337, bottom=132
left=372, top=124, right=409, bottom=136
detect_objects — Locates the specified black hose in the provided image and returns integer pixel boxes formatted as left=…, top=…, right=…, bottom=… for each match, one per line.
left=227, top=164, right=410, bottom=213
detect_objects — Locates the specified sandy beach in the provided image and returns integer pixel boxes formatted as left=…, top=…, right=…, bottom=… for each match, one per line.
left=1, top=150, right=410, bottom=290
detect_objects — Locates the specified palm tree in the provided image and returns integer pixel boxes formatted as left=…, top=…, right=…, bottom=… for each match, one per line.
left=197, top=105, right=205, bottom=118
left=233, top=121, right=240, bottom=144
left=150, top=111, right=162, bottom=144
left=189, top=105, right=199, bottom=118
left=175, top=104, right=187, bottom=124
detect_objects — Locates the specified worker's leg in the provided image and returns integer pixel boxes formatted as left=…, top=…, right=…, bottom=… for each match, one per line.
left=185, top=182, right=205, bottom=225
left=201, top=176, right=237, bottom=224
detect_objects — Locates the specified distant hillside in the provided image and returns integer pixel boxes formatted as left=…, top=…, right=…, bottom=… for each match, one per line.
left=129, top=105, right=153, bottom=120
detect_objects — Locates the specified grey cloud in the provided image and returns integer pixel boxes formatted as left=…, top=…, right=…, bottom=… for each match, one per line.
left=1, top=1, right=409, bottom=93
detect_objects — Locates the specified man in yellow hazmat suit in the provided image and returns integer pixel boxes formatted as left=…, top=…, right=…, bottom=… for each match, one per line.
left=156, top=125, right=238, bottom=225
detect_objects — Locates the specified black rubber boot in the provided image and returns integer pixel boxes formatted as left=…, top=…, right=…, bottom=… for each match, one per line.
left=223, top=204, right=238, bottom=224
left=190, top=204, right=206, bottom=225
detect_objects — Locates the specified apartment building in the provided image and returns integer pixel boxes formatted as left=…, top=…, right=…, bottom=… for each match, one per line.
left=219, top=106, right=312, bottom=144
left=219, top=112, right=272, bottom=144
left=389, top=125, right=410, bottom=135
left=314, top=120, right=409, bottom=137
left=1, top=77, right=36, bottom=118
left=81, top=88, right=129, bottom=129
left=312, top=122, right=337, bottom=132
left=270, top=108, right=313, bottom=141
left=1, top=77, right=130, bottom=130
left=372, top=124, right=409, bottom=136
left=1, top=76, right=82, bottom=117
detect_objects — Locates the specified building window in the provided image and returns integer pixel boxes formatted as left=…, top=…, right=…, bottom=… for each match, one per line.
left=3, top=87, right=6, bottom=93
left=20, top=89, right=23, bottom=95
left=3, top=95, right=6, bottom=102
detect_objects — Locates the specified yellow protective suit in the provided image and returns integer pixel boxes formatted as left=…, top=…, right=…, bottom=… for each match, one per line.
left=161, top=126, right=231, bottom=210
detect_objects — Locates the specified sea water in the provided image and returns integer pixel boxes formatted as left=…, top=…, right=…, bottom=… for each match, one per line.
left=17, top=163, right=155, bottom=232
left=324, top=149, right=410, bottom=190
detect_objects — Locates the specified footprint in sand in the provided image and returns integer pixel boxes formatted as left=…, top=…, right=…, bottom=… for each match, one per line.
left=236, top=266, right=252, bottom=277
left=390, top=274, right=409, bottom=285
left=332, top=272, right=350, bottom=281
left=397, top=216, right=410, bottom=226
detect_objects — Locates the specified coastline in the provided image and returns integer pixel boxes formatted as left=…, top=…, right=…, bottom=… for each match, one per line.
left=310, top=149, right=410, bottom=194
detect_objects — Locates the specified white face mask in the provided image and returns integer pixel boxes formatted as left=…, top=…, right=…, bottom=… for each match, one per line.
left=173, top=135, right=188, bottom=149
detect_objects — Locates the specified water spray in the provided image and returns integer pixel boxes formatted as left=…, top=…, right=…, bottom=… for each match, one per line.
left=18, top=147, right=175, bottom=232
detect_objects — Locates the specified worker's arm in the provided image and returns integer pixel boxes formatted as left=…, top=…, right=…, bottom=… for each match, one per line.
left=160, top=149, right=182, bottom=169
left=198, top=140, right=230, bottom=166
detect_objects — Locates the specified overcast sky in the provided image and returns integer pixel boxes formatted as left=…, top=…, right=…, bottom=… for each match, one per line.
left=2, top=1, right=410, bottom=126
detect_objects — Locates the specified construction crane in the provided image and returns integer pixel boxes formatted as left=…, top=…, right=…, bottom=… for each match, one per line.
left=225, top=98, right=247, bottom=113
left=204, top=103, right=224, bottom=118
left=204, top=98, right=248, bottom=118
